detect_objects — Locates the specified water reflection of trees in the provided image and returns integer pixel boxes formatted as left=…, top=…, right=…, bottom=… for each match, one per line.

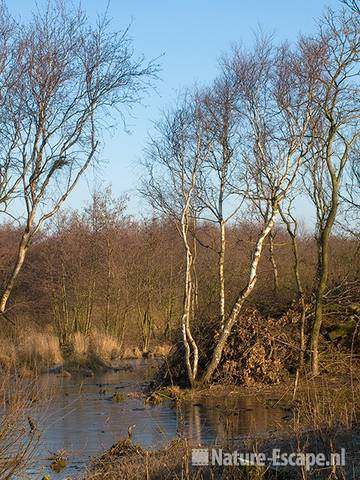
left=179, top=397, right=284, bottom=445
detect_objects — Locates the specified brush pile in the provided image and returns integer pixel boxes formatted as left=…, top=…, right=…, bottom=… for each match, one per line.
left=153, top=307, right=301, bottom=387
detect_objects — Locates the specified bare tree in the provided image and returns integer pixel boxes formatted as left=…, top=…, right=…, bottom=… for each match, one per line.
left=143, top=96, right=209, bottom=386
left=305, top=8, right=360, bottom=375
left=83, top=188, right=129, bottom=337
left=0, top=1, right=157, bottom=319
left=202, top=39, right=315, bottom=383
left=339, top=147, right=360, bottom=236
left=0, top=2, right=23, bottom=217
left=340, top=0, right=360, bottom=14
left=196, top=72, right=243, bottom=330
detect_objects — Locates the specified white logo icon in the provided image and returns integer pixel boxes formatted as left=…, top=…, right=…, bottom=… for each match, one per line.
left=192, top=448, right=209, bottom=466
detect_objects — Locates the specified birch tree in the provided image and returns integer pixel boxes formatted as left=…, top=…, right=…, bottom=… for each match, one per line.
left=197, top=72, right=243, bottom=330
left=0, top=1, right=156, bottom=320
left=339, top=147, right=360, bottom=236
left=202, top=40, right=316, bottom=383
left=143, top=96, right=209, bottom=386
left=0, top=2, right=23, bottom=216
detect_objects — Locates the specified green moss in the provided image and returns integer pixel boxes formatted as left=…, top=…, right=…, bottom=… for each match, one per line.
left=328, top=319, right=357, bottom=341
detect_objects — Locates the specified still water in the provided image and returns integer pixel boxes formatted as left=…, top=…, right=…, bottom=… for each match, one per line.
left=25, top=360, right=286, bottom=479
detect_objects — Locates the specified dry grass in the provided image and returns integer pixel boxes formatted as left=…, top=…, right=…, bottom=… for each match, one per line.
left=2, top=329, right=124, bottom=372
left=121, top=343, right=173, bottom=359
left=121, top=345, right=143, bottom=359
left=88, top=331, right=122, bottom=364
left=85, top=438, right=292, bottom=480
left=16, top=332, right=63, bottom=370
left=0, top=327, right=172, bottom=371
left=153, top=343, right=172, bottom=357
left=69, top=331, right=89, bottom=361
left=0, top=372, right=41, bottom=479
left=0, top=338, right=16, bottom=370
left=66, top=331, right=122, bottom=368
left=86, top=428, right=357, bottom=479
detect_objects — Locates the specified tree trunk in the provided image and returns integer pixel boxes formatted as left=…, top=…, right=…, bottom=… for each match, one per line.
left=310, top=171, right=339, bottom=374
left=182, top=248, right=195, bottom=385
left=293, top=242, right=306, bottom=371
left=268, top=231, right=278, bottom=295
left=310, top=220, right=335, bottom=375
left=0, top=230, right=31, bottom=315
left=181, top=210, right=199, bottom=387
left=280, top=209, right=306, bottom=370
left=142, top=309, right=152, bottom=354
left=202, top=210, right=278, bottom=383
left=219, top=219, right=226, bottom=329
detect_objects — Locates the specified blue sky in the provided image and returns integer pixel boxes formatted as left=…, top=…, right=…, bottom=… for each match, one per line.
left=9, top=0, right=340, bottom=218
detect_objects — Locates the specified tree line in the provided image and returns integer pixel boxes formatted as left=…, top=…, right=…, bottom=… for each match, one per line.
left=0, top=188, right=358, bottom=366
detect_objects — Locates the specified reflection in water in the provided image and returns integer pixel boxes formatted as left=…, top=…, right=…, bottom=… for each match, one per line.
left=24, top=360, right=285, bottom=479
left=180, top=395, right=283, bottom=446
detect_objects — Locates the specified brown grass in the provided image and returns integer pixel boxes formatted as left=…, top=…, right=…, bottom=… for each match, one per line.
left=121, top=343, right=173, bottom=359
left=69, top=331, right=89, bottom=360
left=66, top=331, right=122, bottom=369
left=152, top=343, right=172, bottom=357
left=86, top=429, right=357, bottom=480
left=16, top=331, right=63, bottom=370
left=85, top=437, right=297, bottom=480
left=0, top=372, right=41, bottom=479
left=121, top=345, right=143, bottom=359
left=88, top=331, right=122, bottom=364
left=0, top=338, right=16, bottom=370
left=0, top=326, right=173, bottom=372
left=1, top=329, right=125, bottom=372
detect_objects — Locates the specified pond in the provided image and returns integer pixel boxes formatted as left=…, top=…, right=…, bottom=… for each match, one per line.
left=24, top=359, right=287, bottom=479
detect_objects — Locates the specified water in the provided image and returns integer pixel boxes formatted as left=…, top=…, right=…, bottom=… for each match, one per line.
left=25, top=360, right=287, bottom=479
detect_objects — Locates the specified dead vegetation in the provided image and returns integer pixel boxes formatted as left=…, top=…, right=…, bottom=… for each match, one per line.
left=86, top=438, right=275, bottom=480
left=86, top=370, right=360, bottom=480
left=64, top=331, right=122, bottom=371
left=86, top=433, right=356, bottom=479
left=151, top=298, right=360, bottom=389
left=152, top=307, right=302, bottom=388
left=144, top=386, right=183, bottom=404
left=49, top=449, right=68, bottom=473
left=0, top=330, right=63, bottom=372
left=0, top=329, right=125, bottom=373
left=0, top=373, right=41, bottom=479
